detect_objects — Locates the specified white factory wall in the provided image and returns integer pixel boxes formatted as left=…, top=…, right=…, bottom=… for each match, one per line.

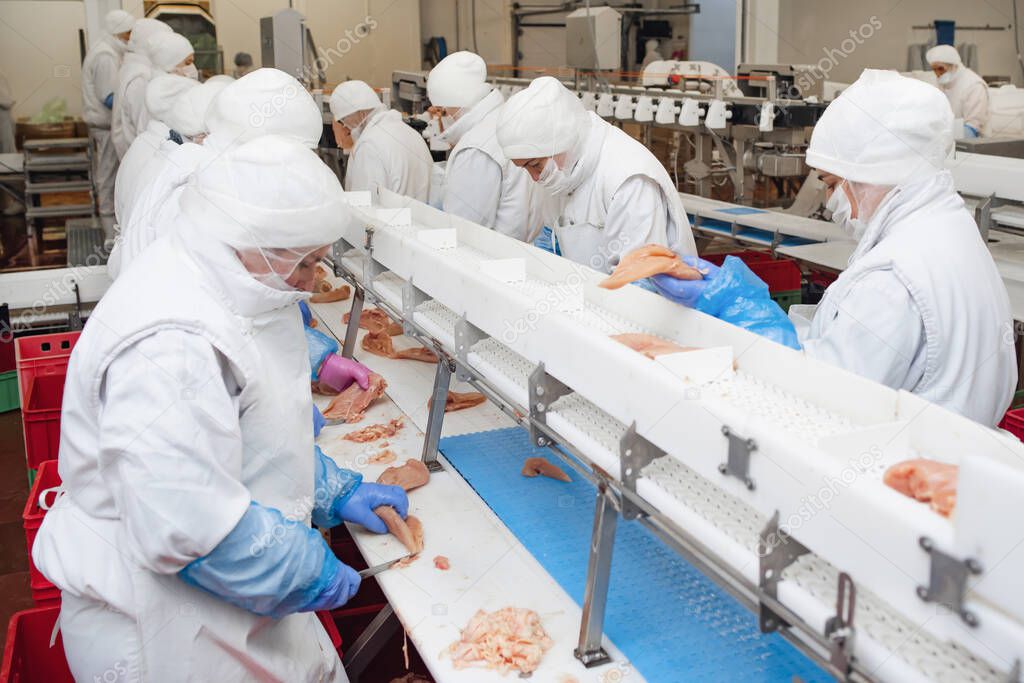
left=777, top=0, right=1023, bottom=85
left=0, top=1, right=88, bottom=119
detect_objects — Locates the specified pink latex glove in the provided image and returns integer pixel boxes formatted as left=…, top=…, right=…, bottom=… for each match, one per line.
left=318, top=354, right=371, bottom=392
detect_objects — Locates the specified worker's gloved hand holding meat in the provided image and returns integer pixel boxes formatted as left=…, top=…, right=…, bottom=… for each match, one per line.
left=654, top=255, right=801, bottom=350
left=312, top=445, right=364, bottom=528
left=318, top=353, right=371, bottom=393
left=336, top=483, right=410, bottom=534
left=649, top=255, right=720, bottom=307
left=178, top=501, right=361, bottom=617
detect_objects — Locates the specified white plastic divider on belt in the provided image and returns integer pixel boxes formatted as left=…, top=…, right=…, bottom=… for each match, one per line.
left=338, top=188, right=1024, bottom=675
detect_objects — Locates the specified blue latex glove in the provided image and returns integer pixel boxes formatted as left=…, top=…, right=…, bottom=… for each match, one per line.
left=336, top=482, right=409, bottom=534
left=312, top=405, right=326, bottom=438
left=103, top=92, right=114, bottom=109
left=693, top=256, right=800, bottom=350
left=963, top=123, right=980, bottom=139
left=298, top=300, right=313, bottom=327
left=533, top=226, right=560, bottom=255
left=650, top=255, right=721, bottom=308
left=311, top=446, right=363, bottom=528
left=305, top=326, right=339, bottom=381
left=179, top=502, right=360, bottom=618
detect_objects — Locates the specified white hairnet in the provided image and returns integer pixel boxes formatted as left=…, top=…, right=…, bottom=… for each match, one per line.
left=427, top=51, right=492, bottom=108
left=105, top=10, right=134, bottom=35
left=179, top=135, right=350, bottom=250
left=148, top=32, right=194, bottom=72
left=497, top=76, right=587, bottom=159
left=166, top=78, right=230, bottom=136
left=145, top=74, right=199, bottom=126
left=925, top=44, right=962, bottom=66
left=329, top=80, right=382, bottom=121
left=127, top=18, right=170, bottom=54
left=805, top=69, right=953, bottom=186
left=204, top=68, right=322, bottom=148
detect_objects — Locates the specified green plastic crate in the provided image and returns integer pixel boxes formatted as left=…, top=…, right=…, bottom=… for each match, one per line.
left=27, top=467, right=36, bottom=489
left=0, top=370, right=18, bottom=413
left=771, top=289, right=801, bottom=313
left=1012, top=388, right=1024, bottom=410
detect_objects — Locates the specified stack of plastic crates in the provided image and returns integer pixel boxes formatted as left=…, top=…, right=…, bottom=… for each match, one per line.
left=22, top=460, right=61, bottom=607
left=704, top=250, right=803, bottom=312
left=0, top=605, right=72, bottom=682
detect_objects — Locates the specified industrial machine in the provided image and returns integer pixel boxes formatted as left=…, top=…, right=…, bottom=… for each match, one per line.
left=326, top=186, right=1024, bottom=682
left=260, top=8, right=325, bottom=88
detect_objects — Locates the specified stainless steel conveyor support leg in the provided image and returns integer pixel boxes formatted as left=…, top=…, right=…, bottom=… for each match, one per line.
left=341, top=286, right=365, bottom=359
left=421, top=357, right=453, bottom=472
left=342, top=604, right=399, bottom=682
left=574, top=483, right=617, bottom=668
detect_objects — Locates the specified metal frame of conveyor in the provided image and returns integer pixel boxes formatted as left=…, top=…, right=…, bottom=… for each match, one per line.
left=325, top=228, right=877, bottom=683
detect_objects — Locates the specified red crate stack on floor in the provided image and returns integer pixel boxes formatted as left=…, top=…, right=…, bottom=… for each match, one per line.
left=0, top=605, right=73, bottom=683
left=704, top=250, right=803, bottom=311
left=15, top=332, right=79, bottom=473
left=21, top=460, right=61, bottom=607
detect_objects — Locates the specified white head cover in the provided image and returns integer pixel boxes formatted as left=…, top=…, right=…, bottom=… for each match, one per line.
left=805, top=69, right=953, bottom=187
left=925, top=44, right=962, bottom=66
left=127, top=18, right=170, bottom=55
left=329, top=80, right=382, bottom=121
left=426, top=51, right=492, bottom=108
left=180, top=135, right=350, bottom=250
left=166, top=77, right=231, bottom=136
left=204, top=68, right=322, bottom=148
left=145, top=74, right=199, bottom=127
left=105, top=10, right=135, bottom=35
left=148, top=32, right=194, bottom=72
left=497, top=76, right=587, bottom=159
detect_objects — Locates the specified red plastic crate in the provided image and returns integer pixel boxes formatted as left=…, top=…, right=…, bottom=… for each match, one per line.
left=703, top=250, right=801, bottom=293
left=0, top=605, right=73, bottom=683
left=1000, top=408, right=1024, bottom=441
left=15, top=333, right=79, bottom=469
left=22, top=460, right=61, bottom=605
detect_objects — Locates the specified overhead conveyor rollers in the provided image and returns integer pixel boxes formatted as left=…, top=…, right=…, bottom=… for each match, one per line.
left=328, top=187, right=1024, bottom=682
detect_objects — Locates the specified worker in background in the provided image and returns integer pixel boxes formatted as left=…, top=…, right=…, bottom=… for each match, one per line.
left=651, top=70, right=1015, bottom=427
left=232, top=51, right=255, bottom=79
left=33, top=135, right=407, bottom=682
left=111, top=18, right=172, bottom=158
left=926, top=44, right=989, bottom=138
left=329, top=79, right=431, bottom=201
left=108, top=75, right=230, bottom=277
left=496, top=76, right=697, bottom=273
left=640, top=39, right=663, bottom=71
left=113, top=73, right=198, bottom=228
left=112, top=68, right=322, bottom=277
left=0, top=68, right=20, bottom=217
left=427, top=51, right=545, bottom=242
left=81, top=9, right=134, bottom=236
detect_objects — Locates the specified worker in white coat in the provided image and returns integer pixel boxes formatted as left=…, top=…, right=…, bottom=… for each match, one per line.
left=33, top=135, right=409, bottom=681
left=111, top=18, right=172, bottom=158
left=81, top=9, right=134, bottom=233
left=329, top=80, right=431, bottom=201
left=111, top=69, right=322, bottom=275
left=113, top=73, right=198, bottom=228
left=427, top=51, right=544, bottom=241
left=496, top=76, right=697, bottom=273
left=926, top=44, right=989, bottom=138
left=651, top=70, right=1015, bottom=427
left=108, top=75, right=230, bottom=278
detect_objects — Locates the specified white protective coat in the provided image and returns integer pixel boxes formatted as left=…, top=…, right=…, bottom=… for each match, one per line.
left=547, top=112, right=696, bottom=272
left=113, top=119, right=169, bottom=226
left=938, top=66, right=990, bottom=135
left=34, top=138, right=351, bottom=681
left=443, top=89, right=546, bottom=241
left=111, top=19, right=172, bottom=158
left=800, top=172, right=1015, bottom=426
left=345, top=108, right=432, bottom=202
left=82, top=35, right=126, bottom=216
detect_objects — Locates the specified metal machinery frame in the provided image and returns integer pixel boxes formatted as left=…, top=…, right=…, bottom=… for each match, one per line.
left=324, top=189, right=1024, bottom=683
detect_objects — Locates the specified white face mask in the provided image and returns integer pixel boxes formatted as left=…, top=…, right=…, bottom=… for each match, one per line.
left=176, top=63, right=199, bottom=80
left=826, top=182, right=867, bottom=239
left=536, top=157, right=573, bottom=195
left=937, top=70, right=955, bottom=86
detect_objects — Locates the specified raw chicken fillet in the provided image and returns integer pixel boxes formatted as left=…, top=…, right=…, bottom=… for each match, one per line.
left=883, top=458, right=958, bottom=517
left=599, top=244, right=702, bottom=290
left=611, top=333, right=696, bottom=359
left=322, top=373, right=387, bottom=423
left=343, top=417, right=404, bottom=443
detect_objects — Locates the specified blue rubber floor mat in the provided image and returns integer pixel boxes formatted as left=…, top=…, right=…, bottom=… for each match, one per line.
left=439, top=427, right=830, bottom=683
